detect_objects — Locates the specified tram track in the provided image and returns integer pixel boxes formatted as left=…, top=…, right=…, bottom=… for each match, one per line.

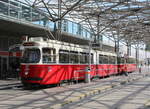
left=0, top=83, right=23, bottom=90
left=0, top=85, right=37, bottom=102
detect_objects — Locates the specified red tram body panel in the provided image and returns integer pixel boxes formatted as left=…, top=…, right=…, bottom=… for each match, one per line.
left=20, top=64, right=137, bottom=85
left=118, top=64, right=137, bottom=73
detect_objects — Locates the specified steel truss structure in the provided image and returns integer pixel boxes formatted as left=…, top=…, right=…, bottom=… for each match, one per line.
left=22, top=0, right=150, bottom=46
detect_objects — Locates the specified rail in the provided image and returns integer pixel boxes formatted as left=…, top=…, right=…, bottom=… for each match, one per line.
left=0, top=82, right=22, bottom=90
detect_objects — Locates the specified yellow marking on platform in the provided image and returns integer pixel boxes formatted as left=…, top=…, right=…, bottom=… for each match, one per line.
left=69, top=97, right=80, bottom=102
left=51, top=76, right=148, bottom=109
left=60, top=85, right=114, bottom=107
left=93, top=89, right=98, bottom=93
left=61, top=100, right=71, bottom=106
left=94, top=85, right=112, bottom=91
left=78, top=94, right=86, bottom=99
left=50, top=104, right=61, bottom=109
left=55, top=82, right=130, bottom=108
left=85, top=92, right=91, bottom=96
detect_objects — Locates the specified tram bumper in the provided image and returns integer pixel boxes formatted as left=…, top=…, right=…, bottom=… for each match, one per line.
left=21, top=77, right=43, bottom=84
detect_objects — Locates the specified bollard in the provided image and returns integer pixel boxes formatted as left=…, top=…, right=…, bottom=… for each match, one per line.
left=85, top=67, right=91, bottom=83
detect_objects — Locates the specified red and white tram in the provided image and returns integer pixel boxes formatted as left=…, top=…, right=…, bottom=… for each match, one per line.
left=20, top=37, right=137, bottom=86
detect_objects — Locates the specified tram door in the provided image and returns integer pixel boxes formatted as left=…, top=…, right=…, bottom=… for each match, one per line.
left=0, top=56, right=1, bottom=79
left=8, top=44, right=22, bottom=79
left=0, top=56, right=8, bottom=79
left=9, top=56, right=20, bottom=78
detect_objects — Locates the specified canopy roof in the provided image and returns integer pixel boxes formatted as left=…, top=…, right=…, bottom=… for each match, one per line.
left=22, top=0, right=150, bottom=45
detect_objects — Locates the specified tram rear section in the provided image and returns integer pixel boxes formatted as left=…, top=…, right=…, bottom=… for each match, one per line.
left=20, top=37, right=137, bottom=87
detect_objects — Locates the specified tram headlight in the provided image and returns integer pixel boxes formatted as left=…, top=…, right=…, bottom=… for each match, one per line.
left=25, top=72, right=28, bottom=75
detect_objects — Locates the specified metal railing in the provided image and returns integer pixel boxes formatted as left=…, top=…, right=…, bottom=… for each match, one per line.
left=0, top=0, right=92, bottom=40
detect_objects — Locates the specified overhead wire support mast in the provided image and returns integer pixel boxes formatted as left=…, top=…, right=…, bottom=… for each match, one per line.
left=85, top=40, right=91, bottom=83
left=57, top=0, right=62, bottom=41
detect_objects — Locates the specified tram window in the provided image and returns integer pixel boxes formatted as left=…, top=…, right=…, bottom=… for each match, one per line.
left=79, top=53, right=85, bottom=64
left=132, top=58, right=136, bottom=64
left=91, top=53, right=93, bottom=64
left=127, top=58, right=135, bottom=64
left=22, top=48, right=40, bottom=63
left=130, top=58, right=133, bottom=63
left=42, top=48, right=56, bottom=63
left=85, top=54, right=89, bottom=63
left=113, top=56, right=116, bottom=64
left=79, top=52, right=88, bottom=64
left=109, top=56, right=112, bottom=64
left=103, top=55, right=108, bottom=64
left=59, top=50, right=69, bottom=63
left=121, top=58, right=125, bottom=64
left=126, top=58, right=130, bottom=63
left=109, top=56, right=116, bottom=64
left=99, top=54, right=103, bottom=64
left=69, top=51, right=79, bottom=64
left=117, top=57, right=121, bottom=64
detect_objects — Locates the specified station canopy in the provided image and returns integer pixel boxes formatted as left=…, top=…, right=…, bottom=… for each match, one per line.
left=22, top=0, right=150, bottom=45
